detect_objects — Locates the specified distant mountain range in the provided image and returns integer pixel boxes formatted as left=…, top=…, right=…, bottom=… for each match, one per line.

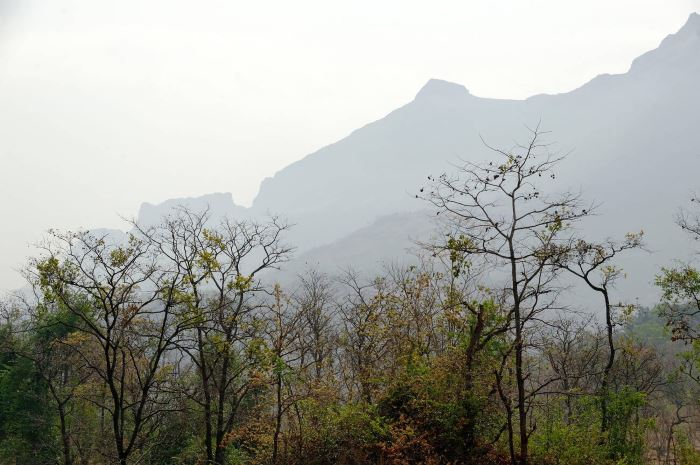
left=137, top=13, right=700, bottom=305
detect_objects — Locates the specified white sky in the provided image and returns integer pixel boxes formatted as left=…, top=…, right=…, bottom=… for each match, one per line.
left=0, top=0, right=699, bottom=290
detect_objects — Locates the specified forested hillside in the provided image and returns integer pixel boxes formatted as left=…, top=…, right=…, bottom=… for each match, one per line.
left=2, top=128, right=700, bottom=465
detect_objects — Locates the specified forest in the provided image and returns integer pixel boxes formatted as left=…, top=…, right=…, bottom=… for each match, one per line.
left=1, top=130, right=699, bottom=465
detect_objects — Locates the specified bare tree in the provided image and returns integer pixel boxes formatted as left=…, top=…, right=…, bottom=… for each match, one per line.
left=337, top=271, right=390, bottom=404
left=295, top=269, right=337, bottom=384
left=555, top=233, right=644, bottom=431
left=134, top=207, right=292, bottom=465
left=677, top=195, right=700, bottom=240
left=537, top=316, right=604, bottom=424
left=423, top=126, right=590, bottom=465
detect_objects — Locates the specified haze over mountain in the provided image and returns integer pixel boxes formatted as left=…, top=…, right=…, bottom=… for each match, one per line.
left=134, top=13, right=700, bottom=304
left=4, top=7, right=700, bottom=464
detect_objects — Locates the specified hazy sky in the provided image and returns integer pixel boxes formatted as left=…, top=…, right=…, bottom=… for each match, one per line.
left=0, top=0, right=698, bottom=290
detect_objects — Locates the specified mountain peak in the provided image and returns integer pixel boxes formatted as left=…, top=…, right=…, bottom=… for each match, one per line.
left=629, top=12, right=700, bottom=72
left=686, top=11, right=700, bottom=29
left=667, top=12, right=700, bottom=41
left=415, top=79, right=470, bottom=102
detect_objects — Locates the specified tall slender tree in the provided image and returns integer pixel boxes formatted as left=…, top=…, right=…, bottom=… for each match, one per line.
left=554, top=233, right=644, bottom=432
left=423, top=126, right=590, bottom=465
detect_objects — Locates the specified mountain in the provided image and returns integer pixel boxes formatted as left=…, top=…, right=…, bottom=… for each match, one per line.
left=137, top=192, right=249, bottom=228
left=138, top=13, right=700, bottom=304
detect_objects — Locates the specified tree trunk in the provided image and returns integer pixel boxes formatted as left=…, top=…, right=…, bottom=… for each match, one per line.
left=198, top=328, right=214, bottom=464
left=495, top=365, right=516, bottom=465
left=53, top=398, right=72, bottom=465
left=510, top=243, right=528, bottom=465
left=600, top=289, right=615, bottom=433
left=214, top=354, right=231, bottom=465
left=464, top=304, right=484, bottom=449
left=272, top=371, right=283, bottom=464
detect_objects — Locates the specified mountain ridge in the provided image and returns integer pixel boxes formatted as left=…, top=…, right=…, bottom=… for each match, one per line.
left=135, top=13, right=700, bottom=304
left=139, top=11, right=700, bottom=224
